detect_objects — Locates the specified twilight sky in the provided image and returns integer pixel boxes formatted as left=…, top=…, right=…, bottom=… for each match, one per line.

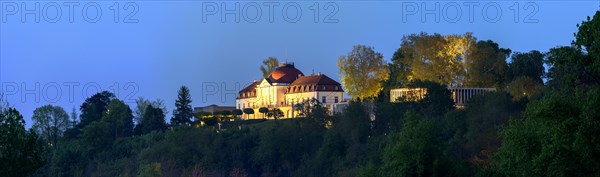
left=1, top=1, right=599, bottom=127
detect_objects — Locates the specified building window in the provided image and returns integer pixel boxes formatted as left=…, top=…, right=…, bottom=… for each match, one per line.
left=321, top=85, right=326, bottom=90
left=334, top=86, right=338, bottom=90
left=322, top=96, right=326, bottom=103
left=334, top=96, right=339, bottom=103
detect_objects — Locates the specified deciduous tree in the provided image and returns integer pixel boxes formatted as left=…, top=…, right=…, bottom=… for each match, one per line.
left=494, top=88, right=600, bottom=176
left=104, top=99, right=134, bottom=138
left=31, top=104, right=70, bottom=146
left=0, top=108, right=44, bottom=176
left=396, top=33, right=476, bottom=87
left=79, top=91, right=115, bottom=128
left=136, top=105, right=167, bottom=135
left=509, top=50, right=545, bottom=83
left=574, top=11, right=600, bottom=84
left=465, top=40, right=510, bottom=88
left=338, top=45, right=390, bottom=100
left=134, top=97, right=168, bottom=124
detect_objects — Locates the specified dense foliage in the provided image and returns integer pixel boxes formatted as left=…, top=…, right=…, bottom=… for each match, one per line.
left=1, top=10, right=599, bottom=177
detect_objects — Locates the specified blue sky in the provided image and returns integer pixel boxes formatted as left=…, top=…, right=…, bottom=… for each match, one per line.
left=1, top=1, right=599, bottom=127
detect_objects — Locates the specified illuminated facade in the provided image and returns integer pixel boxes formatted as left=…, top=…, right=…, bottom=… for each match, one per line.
left=236, top=63, right=344, bottom=119
left=390, top=87, right=496, bottom=107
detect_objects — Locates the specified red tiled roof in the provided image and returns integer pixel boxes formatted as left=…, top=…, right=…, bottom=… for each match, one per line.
left=266, top=65, right=304, bottom=83
left=287, top=74, right=343, bottom=93
left=290, top=74, right=341, bottom=86
left=238, top=81, right=259, bottom=98
left=240, top=81, right=259, bottom=93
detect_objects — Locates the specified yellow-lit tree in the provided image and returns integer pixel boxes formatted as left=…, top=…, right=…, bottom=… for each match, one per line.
left=338, top=45, right=390, bottom=100
left=396, top=33, right=476, bottom=87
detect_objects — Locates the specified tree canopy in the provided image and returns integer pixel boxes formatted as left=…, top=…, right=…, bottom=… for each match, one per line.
left=136, top=105, right=167, bottom=135
left=338, top=45, right=390, bottom=100
left=31, top=104, right=70, bottom=146
left=78, top=91, right=115, bottom=128
left=0, top=108, right=44, bottom=177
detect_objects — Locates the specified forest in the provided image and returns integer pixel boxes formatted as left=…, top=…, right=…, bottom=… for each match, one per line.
left=1, top=10, right=599, bottom=177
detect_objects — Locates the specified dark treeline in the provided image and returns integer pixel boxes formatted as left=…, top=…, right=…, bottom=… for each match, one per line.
left=1, top=11, right=600, bottom=177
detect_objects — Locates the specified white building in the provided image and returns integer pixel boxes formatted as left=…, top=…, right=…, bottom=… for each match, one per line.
left=236, top=63, right=344, bottom=119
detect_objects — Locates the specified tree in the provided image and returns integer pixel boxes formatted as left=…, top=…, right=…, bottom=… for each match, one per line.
left=104, top=99, right=134, bottom=138
left=232, top=109, right=243, bottom=119
left=70, top=106, right=78, bottom=128
left=136, top=105, right=167, bottom=135
left=465, top=40, right=510, bottom=88
left=381, top=112, right=448, bottom=177
left=82, top=120, right=113, bottom=154
left=509, top=50, right=545, bottom=83
left=79, top=91, right=115, bottom=128
left=266, top=108, right=283, bottom=119
left=506, top=76, right=544, bottom=100
left=380, top=49, right=413, bottom=102
left=461, top=91, right=524, bottom=170
left=243, top=108, right=254, bottom=119
left=221, top=110, right=232, bottom=121
left=545, top=11, right=600, bottom=89
left=388, top=48, right=412, bottom=89
left=338, top=45, right=390, bottom=100
left=260, top=57, right=280, bottom=78
left=333, top=102, right=370, bottom=146
left=31, top=104, right=70, bottom=146
left=213, top=111, right=223, bottom=122
left=0, top=108, right=44, bottom=176
left=396, top=33, right=476, bottom=87
left=574, top=11, right=600, bottom=84
left=258, top=107, right=269, bottom=119
left=494, top=88, right=600, bottom=176
left=412, top=81, right=455, bottom=117
left=545, top=46, right=590, bottom=89
left=134, top=97, right=168, bottom=124
left=295, top=98, right=330, bottom=126
left=172, top=86, right=193, bottom=126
